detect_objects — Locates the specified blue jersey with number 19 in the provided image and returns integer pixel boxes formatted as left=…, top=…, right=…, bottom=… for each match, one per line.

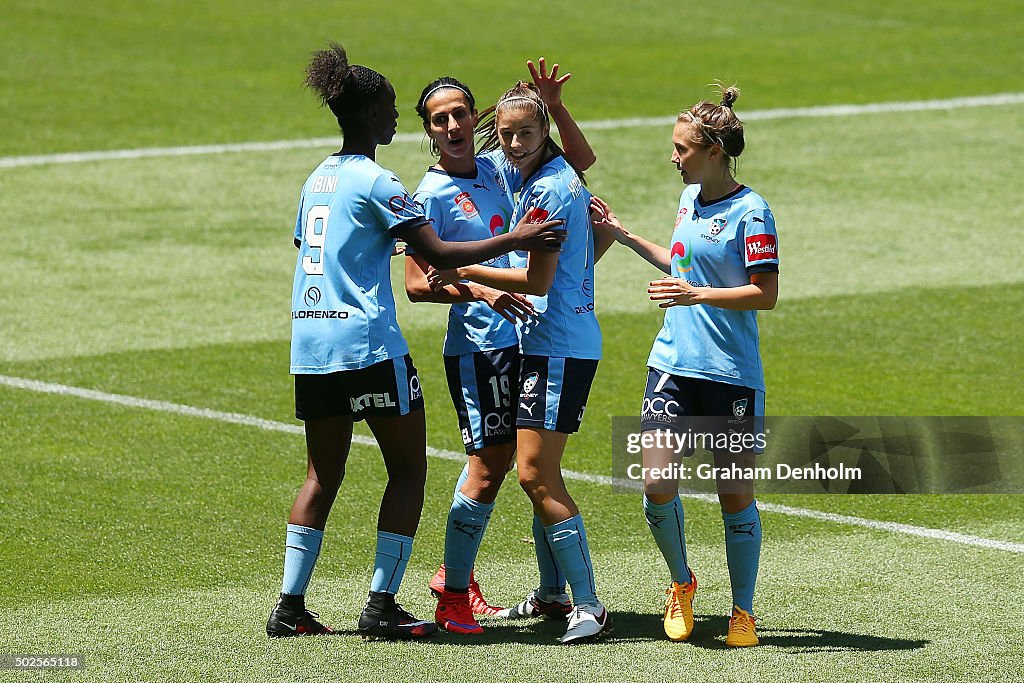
left=290, top=154, right=427, bottom=374
left=647, top=184, right=779, bottom=391
left=411, top=152, right=518, bottom=357
left=510, top=155, right=601, bottom=360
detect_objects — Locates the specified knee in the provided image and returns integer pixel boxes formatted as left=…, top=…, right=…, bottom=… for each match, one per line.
left=475, top=471, right=505, bottom=500
left=644, top=491, right=676, bottom=506
left=518, top=470, right=546, bottom=502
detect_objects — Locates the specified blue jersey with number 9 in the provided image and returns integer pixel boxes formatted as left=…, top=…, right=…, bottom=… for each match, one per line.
left=290, top=154, right=427, bottom=373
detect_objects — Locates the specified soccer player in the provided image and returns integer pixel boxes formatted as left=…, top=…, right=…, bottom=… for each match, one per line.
left=428, top=82, right=611, bottom=644
left=590, top=85, right=778, bottom=647
left=405, top=59, right=597, bottom=636
left=266, top=42, right=565, bottom=641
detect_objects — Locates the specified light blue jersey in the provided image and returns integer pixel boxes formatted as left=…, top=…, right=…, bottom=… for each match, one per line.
left=411, top=153, right=518, bottom=357
left=290, top=154, right=427, bottom=373
left=647, top=184, right=780, bottom=390
left=510, top=155, right=601, bottom=360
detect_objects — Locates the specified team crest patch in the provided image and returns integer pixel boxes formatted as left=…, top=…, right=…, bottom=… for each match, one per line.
left=674, top=207, right=688, bottom=227
left=454, top=191, right=479, bottom=219
left=710, top=217, right=727, bottom=236
left=732, top=398, right=748, bottom=418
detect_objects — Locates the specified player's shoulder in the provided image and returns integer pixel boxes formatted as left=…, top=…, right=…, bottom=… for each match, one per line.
left=680, top=183, right=701, bottom=203
left=474, top=152, right=500, bottom=175
left=413, top=167, right=454, bottom=199
left=734, top=185, right=771, bottom=213
left=533, top=156, right=585, bottom=200
left=477, top=149, right=508, bottom=170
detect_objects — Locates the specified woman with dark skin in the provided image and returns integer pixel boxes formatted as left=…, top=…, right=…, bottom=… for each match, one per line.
left=266, top=42, right=564, bottom=641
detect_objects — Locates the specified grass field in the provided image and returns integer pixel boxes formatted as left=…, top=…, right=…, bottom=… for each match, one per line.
left=2, top=1, right=1024, bottom=682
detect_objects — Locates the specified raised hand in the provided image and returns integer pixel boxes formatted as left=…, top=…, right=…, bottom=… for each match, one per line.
left=528, top=56, right=572, bottom=109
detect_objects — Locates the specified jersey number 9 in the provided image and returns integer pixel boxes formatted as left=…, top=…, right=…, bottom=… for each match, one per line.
left=302, top=205, right=330, bottom=276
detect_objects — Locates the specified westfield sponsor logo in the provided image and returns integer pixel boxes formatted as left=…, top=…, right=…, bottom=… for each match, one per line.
left=745, top=234, right=777, bottom=261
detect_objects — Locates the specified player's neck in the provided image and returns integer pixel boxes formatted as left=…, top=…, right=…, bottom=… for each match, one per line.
left=339, top=139, right=376, bottom=160
left=698, top=174, right=740, bottom=203
left=437, top=152, right=476, bottom=176
left=519, top=147, right=555, bottom=182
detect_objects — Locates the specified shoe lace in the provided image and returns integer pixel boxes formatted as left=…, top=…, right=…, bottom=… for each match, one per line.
left=664, top=584, right=689, bottom=619
left=392, top=601, right=416, bottom=621
left=730, top=609, right=756, bottom=634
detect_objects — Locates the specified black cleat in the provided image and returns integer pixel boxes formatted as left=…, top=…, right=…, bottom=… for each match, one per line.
left=358, top=591, right=438, bottom=640
left=266, top=598, right=335, bottom=638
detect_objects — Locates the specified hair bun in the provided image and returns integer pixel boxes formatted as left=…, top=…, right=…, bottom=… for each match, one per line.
left=720, top=85, right=740, bottom=109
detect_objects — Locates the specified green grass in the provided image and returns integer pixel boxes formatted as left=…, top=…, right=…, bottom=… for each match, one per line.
left=2, top=0, right=1023, bottom=156
left=3, top=1, right=1024, bottom=681
left=2, top=388, right=1023, bottom=682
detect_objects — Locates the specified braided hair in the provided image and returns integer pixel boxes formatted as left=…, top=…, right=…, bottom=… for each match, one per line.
left=678, top=83, right=745, bottom=173
left=305, top=42, right=388, bottom=130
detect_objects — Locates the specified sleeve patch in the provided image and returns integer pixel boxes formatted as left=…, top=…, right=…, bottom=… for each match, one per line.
left=745, top=233, right=778, bottom=263
left=388, top=193, right=420, bottom=220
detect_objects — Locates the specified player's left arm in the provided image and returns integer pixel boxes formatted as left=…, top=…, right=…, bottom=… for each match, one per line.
left=648, top=272, right=777, bottom=310
left=530, top=57, right=596, bottom=171
left=648, top=207, right=779, bottom=310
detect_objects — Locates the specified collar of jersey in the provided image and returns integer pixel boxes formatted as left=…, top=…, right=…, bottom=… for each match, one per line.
left=427, top=163, right=479, bottom=180
left=695, top=184, right=747, bottom=208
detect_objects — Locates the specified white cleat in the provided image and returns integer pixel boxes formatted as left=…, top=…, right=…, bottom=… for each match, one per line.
left=498, top=588, right=572, bottom=621
left=559, top=602, right=612, bottom=644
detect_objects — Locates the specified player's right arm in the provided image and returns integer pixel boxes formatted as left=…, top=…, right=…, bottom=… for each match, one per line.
left=405, top=253, right=536, bottom=322
left=435, top=248, right=559, bottom=297
left=590, top=195, right=671, bottom=274
left=402, top=216, right=565, bottom=269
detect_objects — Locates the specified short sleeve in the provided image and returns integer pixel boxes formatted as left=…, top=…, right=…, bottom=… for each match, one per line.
left=405, top=191, right=446, bottom=254
left=741, top=207, right=779, bottom=275
left=521, top=183, right=568, bottom=224
left=479, top=149, right=521, bottom=196
left=292, top=189, right=305, bottom=248
left=369, top=172, right=429, bottom=237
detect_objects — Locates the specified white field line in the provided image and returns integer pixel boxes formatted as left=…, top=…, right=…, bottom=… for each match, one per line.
left=4, top=373, right=1023, bottom=555
left=2, top=93, right=1023, bottom=170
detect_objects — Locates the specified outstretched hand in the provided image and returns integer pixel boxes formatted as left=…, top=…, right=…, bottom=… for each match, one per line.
left=426, top=266, right=460, bottom=291
left=528, top=57, right=571, bottom=109
left=648, top=277, right=704, bottom=307
left=590, top=195, right=630, bottom=243
left=479, top=288, right=535, bottom=323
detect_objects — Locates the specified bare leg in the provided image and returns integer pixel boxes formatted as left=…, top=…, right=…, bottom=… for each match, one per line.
left=516, top=427, right=576, bottom=524
left=366, top=410, right=428, bottom=537
left=288, top=414, right=354, bottom=529
left=461, top=443, right=516, bottom=504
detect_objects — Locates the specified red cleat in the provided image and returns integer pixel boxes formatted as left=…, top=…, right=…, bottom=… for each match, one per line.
left=429, top=564, right=506, bottom=616
left=435, top=589, right=484, bottom=635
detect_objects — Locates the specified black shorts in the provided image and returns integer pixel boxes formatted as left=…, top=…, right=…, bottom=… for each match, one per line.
left=641, top=369, right=764, bottom=452
left=444, top=346, right=520, bottom=454
left=517, top=355, right=599, bottom=434
left=294, top=354, right=423, bottom=421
